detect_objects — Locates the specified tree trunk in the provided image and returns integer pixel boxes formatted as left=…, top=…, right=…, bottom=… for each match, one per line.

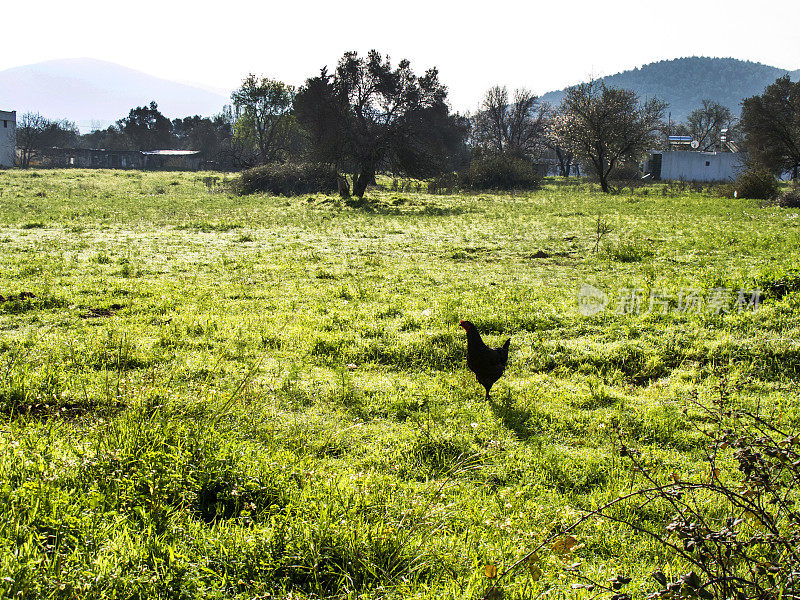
left=591, top=156, right=610, bottom=193
left=352, top=163, right=375, bottom=198
left=555, top=148, right=568, bottom=178
left=337, top=175, right=350, bottom=199
left=598, top=163, right=611, bottom=193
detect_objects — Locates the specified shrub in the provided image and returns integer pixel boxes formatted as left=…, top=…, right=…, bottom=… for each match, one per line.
left=606, top=163, right=643, bottom=182
left=233, top=162, right=339, bottom=196
left=427, top=172, right=459, bottom=194
left=758, top=268, right=800, bottom=300
left=461, top=154, right=542, bottom=191
left=724, top=168, right=779, bottom=200
left=604, top=239, right=655, bottom=263
left=777, top=185, right=800, bottom=208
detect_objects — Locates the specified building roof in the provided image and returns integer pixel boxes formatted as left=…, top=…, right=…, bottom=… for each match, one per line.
left=141, top=150, right=200, bottom=156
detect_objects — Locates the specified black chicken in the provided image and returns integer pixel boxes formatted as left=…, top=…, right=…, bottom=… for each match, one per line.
left=459, top=320, right=511, bottom=401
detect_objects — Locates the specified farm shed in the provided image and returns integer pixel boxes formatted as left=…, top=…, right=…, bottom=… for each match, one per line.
left=141, top=150, right=202, bottom=171
left=32, top=148, right=202, bottom=170
left=645, top=150, right=745, bottom=182
left=0, top=109, right=16, bottom=167
left=37, top=148, right=143, bottom=169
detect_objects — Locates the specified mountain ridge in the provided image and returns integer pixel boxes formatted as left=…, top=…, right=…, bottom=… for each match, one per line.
left=539, top=56, right=799, bottom=123
left=0, top=58, right=229, bottom=132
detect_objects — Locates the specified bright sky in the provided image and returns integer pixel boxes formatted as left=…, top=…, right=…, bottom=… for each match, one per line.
left=1, top=0, right=798, bottom=113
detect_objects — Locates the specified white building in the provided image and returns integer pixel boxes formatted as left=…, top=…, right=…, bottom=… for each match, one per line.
left=0, top=110, right=16, bottom=167
left=645, top=150, right=745, bottom=182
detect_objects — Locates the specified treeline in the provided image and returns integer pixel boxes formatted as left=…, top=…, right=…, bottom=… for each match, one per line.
left=16, top=103, right=237, bottom=169
left=14, top=50, right=800, bottom=192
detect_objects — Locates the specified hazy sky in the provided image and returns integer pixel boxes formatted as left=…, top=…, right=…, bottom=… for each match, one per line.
left=1, top=0, right=798, bottom=112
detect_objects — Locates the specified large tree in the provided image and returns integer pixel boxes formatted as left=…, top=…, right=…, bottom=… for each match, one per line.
left=686, top=99, right=733, bottom=151
left=294, top=50, right=468, bottom=198
left=741, top=75, right=800, bottom=180
left=231, top=75, right=298, bottom=166
left=552, top=81, right=666, bottom=192
left=117, top=101, right=173, bottom=150
left=471, top=86, right=547, bottom=158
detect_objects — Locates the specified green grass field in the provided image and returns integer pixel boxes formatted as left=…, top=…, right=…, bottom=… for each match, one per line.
left=1, top=169, right=799, bottom=599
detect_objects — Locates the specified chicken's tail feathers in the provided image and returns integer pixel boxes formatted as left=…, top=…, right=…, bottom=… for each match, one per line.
left=502, top=338, right=511, bottom=352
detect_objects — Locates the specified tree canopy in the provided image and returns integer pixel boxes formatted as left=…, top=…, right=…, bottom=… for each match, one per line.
left=687, top=99, right=734, bottom=151
left=117, top=101, right=173, bottom=150
left=294, top=50, right=468, bottom=198
left=741, top=75, right=800, bottom=180
left=471, top=86, right=547, bottom=159
left=231, top=75, right=300, bottom=166
left=552, top=81, right=666, bottom=192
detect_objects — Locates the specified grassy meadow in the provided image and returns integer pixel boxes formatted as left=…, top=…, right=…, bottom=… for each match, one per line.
left=1, top=168, right=799, bottom=599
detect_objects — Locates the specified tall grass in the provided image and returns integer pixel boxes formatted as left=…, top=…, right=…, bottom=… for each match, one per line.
left=0, top=169, right=798, bottom=598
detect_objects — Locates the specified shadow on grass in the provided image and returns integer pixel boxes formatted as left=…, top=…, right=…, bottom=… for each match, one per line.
left=0, top=398, right=126, bottom=421
left=489, top=390, right=534, bottom=441
left=345, top=196, right=476, bottom=216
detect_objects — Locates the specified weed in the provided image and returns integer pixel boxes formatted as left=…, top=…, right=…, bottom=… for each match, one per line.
left=593, top=216, right=613, bottom=252
left=605, top=237, right=655, bottom=262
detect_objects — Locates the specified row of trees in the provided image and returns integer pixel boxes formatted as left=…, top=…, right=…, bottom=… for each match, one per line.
left=16, top=113, right=80, bottom=168
left=16, top=102, right=237, bottom=168
left=14, top=50, right=799, bottom=192
left=471, top=77, right=800, bottom=188
left=232, top=52, right=669, bottom=196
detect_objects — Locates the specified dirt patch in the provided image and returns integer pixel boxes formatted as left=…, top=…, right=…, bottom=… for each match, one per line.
left=79, top=303, right=124, bottom=318
left=0, top=291, right=36, bottom=302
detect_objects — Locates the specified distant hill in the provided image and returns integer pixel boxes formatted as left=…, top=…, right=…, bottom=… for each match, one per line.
left=540, top=57, right=799, bottom=124
left=1, top=56, right=798, bottom=134
left=0, top=58, right=229, bottom=133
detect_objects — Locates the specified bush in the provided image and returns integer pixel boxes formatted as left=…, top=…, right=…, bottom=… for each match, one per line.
left=758, top=268, right=800, bottom=300
left=777, top=185, right=800, bottom=208
left=606, top=163, right=643, bottom=182
left=723, top=169, right=779, bottom=200
left=426, top=172, right=459, bottom=194
left=461, top=154, right=542, bottom=191
left=233, top=162, right=339, bottom=196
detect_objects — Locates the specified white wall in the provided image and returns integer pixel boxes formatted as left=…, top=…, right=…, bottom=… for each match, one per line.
left=661, top=151, right=744, bottom=182
left=0, top=110, right=16, bottom=167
